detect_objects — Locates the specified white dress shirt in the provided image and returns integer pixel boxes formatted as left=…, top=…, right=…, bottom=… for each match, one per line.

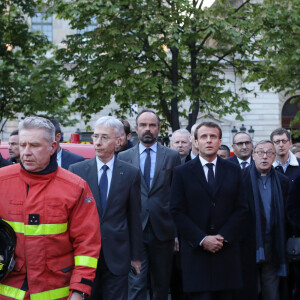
left=139, top=142, right=157, bottom=188
left=199, top=156, right=217, bottom=182
left=56, top=148, right=62, bottom=167
left=96, top=156, right=115, bottom=199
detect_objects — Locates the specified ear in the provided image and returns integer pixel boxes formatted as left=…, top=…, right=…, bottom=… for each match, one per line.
left=50, top=141, right=57, bottom=155
left=115, top=137, right=122, bottom=147
left=126, top=133, right=132, bottom=141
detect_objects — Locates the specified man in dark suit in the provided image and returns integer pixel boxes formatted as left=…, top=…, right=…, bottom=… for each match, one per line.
left=228, top=132, right=253, bottom=168
left=69, top=116, right=143, bottom=300
left=183, top=123, right=199, bottom=163
left=50, top=119, right=84, bottom=169
left=8, top=130, right=20, bottom=163
left=170, top=121, right=248, bottom=300
left=287, top=174, right=300, bottom=300
left=239, top=140, right=289, bottom=300
left=118, top=109, right=181, bottom=300
left=271, top=128, right=300, bottom=298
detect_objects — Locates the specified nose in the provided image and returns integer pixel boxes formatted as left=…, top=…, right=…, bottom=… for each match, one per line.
left=22, top=145, right=32, bottom=155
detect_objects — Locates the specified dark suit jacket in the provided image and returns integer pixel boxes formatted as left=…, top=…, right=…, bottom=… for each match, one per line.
left=61, top=149, right=84, bottom=170
left=118, top=143, right=181, bottom=241
left=238, top=167, right=289, bottom=300
left=287, top=174, right=300, bottom=236
left=0, top=154, right=11, bottom=168
left=69, top=157, right=143, bottom=275
left=170, top=156, right=248, bottom=292
left=227, top=154, right=253, bottom=167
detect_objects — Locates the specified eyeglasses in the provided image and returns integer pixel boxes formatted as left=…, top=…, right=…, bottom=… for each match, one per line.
left=233, top=141, right=252, bottom=147
left=254, top=151, right=275, bottom=157
left=273, top=139, right=289, bottom=145
left=91, top=134, right=119, bottom=142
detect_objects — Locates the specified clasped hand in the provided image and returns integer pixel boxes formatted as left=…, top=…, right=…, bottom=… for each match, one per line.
left=202, top=234, right=224, bottom=253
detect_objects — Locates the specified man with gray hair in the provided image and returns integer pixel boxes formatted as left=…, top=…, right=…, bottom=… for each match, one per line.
left=182, top=123, right=200, bottom=163
left=171, top=129, right=192, bottom=160
left=238, top=140, right=289, bottom=300
left=0, top=116, right=101, bottom=300
left=69, top=116, right=143, bottom=300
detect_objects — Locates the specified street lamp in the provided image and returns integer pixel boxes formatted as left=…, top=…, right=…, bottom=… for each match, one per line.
left=231, top=125, right=255, bottom=139
left=239, top=124, right=246, bottom=132
left=248, top=126, right=255, bottom=139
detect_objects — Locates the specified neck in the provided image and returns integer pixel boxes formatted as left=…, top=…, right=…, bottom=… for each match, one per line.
left=98, top=154, right=114, bottom=164
left=141, top=141, right=156, bottom=148
left=276, top=153, right=289, bottom=165
left=200, top=154, right=217, bottom=162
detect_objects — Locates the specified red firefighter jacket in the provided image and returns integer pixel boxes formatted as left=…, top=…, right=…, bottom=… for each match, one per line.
left=0, top=164, right=101, bottom=300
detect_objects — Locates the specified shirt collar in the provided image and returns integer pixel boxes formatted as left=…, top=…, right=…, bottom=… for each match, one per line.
left=139, top=142, right=158, bottom=154
left=199, top=155, right=218, bottom=167
left=237, top=156, right=251, bottom=165
left=96, top=155, right=115, bottom=173
left=57, top=148, right=62, bottom=160
left=273, top=151, right=299, bottom=168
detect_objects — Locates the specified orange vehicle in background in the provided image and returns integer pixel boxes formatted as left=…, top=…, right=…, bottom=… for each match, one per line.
left=0, top=142, right=95, bottom=160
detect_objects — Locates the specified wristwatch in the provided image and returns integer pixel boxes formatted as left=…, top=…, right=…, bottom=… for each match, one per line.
left=73, top=290, right=88, bottom=300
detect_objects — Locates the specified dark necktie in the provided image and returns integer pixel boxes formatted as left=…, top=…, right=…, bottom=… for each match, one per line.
left=206, top=163, right=215, bottom=190
left=144, top=148, right=151, bottom=189
left=99, top=165, right=109, bottom=212
left=241, top=161, right=248, bottom=169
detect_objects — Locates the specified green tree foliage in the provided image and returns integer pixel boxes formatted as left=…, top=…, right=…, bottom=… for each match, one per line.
left=0, top=0, right=71, bottom=132
left=245, top=0, right=300, bottom=134
left=49, top=0, right=262, bottom=130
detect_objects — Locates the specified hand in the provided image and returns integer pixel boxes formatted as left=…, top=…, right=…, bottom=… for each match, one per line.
left=174, top=237, right=179, bottom=252
left=131, top=260, right=142, bottom=275
left=69, top=292, right=85, bottom=300
left=202, top=235, right=224, bottom=253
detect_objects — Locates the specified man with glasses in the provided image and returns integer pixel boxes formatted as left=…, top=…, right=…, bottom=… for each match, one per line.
left=238, top=140, right=289, bottom=300
left=69, top=116, right=143, bottom=300
left=271, top=129, right=300, bottom=299
left=270, top=128, right=300, bottom=183
left=228, top=132, right=253, bottom=169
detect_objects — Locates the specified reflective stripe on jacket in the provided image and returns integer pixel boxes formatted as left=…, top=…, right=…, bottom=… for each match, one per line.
left=0, top=164, right=101, bottom=299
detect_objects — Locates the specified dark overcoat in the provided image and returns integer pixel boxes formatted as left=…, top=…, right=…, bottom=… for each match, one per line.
left=170, top=156, right=248, bottom=292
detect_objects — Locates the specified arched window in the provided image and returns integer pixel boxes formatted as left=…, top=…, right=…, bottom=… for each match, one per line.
left=282, top=97, right=300, bottom=129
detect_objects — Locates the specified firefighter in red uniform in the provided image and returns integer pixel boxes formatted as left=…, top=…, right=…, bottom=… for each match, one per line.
left=0, top=116, right=101, bottom=300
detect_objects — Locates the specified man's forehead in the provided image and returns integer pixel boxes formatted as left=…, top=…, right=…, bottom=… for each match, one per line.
left=173, top=133, right=190, bottom=140
left=234, top=133, right=251, bottom=142
left=255, top=144, right=274, bottom=151
left=273, top=133, right=289, bottom=140
left=94, top=125, right=114, bottom=134
left=137, top=112, right=159, bottom=124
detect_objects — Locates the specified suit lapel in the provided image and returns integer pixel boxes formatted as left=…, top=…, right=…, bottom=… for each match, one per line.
left=101, top=159, right=124, bottom=218
left=213, top=157, right=225, bottom=196
left=149, top=143, right=166, bottom=192
left=190, top=157, right=213, bottom=197
left=86, top=158, right=101, bottom=213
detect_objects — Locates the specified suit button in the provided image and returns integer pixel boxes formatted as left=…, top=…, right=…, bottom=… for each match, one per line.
left=209, top=225, right=215, bottom=231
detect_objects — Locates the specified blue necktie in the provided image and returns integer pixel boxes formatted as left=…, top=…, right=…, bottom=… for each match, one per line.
left=99, top=165, right=109, bottom=212
left=144, top=148, right=151, bottom=189
left=241, top=161, right=248, bottom=169
left=206, top=163, right=215, bottom=190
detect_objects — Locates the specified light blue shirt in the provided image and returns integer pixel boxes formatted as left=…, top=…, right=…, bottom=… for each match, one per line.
left=57, top=148, right=62, bottom=167
left=276, top=154, right=291, bottom=173
left=139, top=142, right=157, bottom=188
left=96, top=156, right=114, bottom=199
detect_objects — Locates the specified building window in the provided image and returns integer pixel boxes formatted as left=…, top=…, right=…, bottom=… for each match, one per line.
left=78, top=16, right=98, bottom=34
left=31, top=12, right=52, bottom=42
